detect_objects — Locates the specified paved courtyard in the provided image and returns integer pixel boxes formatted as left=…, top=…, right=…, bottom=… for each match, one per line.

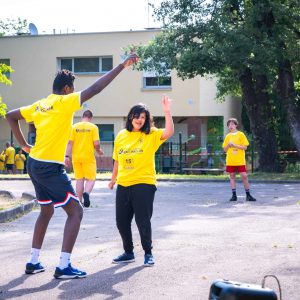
left=0, top=180, right=299, bottom=299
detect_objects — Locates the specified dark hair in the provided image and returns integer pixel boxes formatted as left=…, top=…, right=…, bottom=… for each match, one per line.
left=125, top=103, right=151, bottom=134
left=83, top=110, right=93, bottom=118
left=52, top=69, right=75, bottom=93
left=227, top=118, right=238, bottom=127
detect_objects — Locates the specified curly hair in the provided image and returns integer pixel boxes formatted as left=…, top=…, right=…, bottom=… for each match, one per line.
left=53, top=69, right=75, bottom=93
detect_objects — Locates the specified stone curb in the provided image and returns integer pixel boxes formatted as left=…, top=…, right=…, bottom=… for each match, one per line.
left=0, top=194, right=37, bottom=223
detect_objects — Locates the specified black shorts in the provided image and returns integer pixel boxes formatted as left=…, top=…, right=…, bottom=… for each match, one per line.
left=6, top=164, right=14, bottom=171
left=27, top=156, right=79, bottom=208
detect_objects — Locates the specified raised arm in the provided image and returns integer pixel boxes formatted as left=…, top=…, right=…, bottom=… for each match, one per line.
left=5, top=109, right=32, bottom=152
left=80, top=53, right=138, bottom=104
left=161, top=95, right=174, bottom=140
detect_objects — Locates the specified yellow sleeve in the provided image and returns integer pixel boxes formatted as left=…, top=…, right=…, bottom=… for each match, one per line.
left=93, top=125, right=99, bottom=142
left=69, top=126, right=75, bottom=141
left=222, top=135, right=229, bottom=148
left=20, top=102, right=38, bottom=123
left=240, top=132, right=249, bottom=146
left=152, top=128, right=165, bottom=152
left=61, top=92, right=81, bottom=113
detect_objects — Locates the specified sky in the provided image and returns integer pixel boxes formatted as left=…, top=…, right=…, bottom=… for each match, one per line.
left=1, top=0, right=163, bottom=34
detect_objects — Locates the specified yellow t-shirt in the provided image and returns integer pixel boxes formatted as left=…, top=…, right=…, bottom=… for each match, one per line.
left=222, top=131, right=249, bottom=166
left=20, top=92, right=81, bottom=164
left=70, top=122, right=99, bottom=163
left=15, top=154, right=26, bottom=170
left=5, top=147, right=15, bottom=164
left=0, top=152, right=5, bottom=170
left=113, top=128, right=166, bottom=187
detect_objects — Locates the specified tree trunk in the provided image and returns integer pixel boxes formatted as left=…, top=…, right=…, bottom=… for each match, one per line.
left=239, top=68, right=281, bottom=172
left=277, top=60, right=300, bottom=154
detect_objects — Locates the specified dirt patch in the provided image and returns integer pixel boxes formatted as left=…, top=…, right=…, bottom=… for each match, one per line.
left=0, top=196, right=28, bottom=211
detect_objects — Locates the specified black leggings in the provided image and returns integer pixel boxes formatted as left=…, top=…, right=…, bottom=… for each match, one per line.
left=116, top=184, right=157, bottom=254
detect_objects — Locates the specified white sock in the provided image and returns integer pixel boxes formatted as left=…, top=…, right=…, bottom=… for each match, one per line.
left=29, top=248, right=40, bottom=264
left=58, top=252, right=71, bottom=269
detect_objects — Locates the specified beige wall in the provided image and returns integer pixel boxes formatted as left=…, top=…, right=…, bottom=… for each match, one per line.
left=0, top=29, right=241, bottom=144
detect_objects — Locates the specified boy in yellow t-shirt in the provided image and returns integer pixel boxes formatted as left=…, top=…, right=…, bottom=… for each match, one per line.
left=65, top=110, right=103, bottom=207
left=0, top=149, right=6, bottom=174
left=223, top=118, right=256, bottom=202
left=5, top=52, right=138, bottom=279
left=15, top=149, right=26, bottom=174
left=5, top=142, right=15, bottom=174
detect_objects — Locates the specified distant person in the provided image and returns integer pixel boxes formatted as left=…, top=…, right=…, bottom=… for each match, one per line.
left=222, top=118, right=256, bottom=202
left=0, top=149, right=6, bottom=174
left=15, top=149, right=26, bottom=174
left=5, top=52, right=138, bottom=279
left=108, top=95, right=174, bottom=267
left=65, top=110, right=103, bottom=207
left=5, top=142, right=15, bottom=174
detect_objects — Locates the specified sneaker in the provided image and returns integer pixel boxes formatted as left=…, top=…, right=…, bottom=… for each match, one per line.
left=83, top=192, right=90, bottom=208
left=144, top=254, right=155, bottom=267
left=229, top=195, right=237, bottom=201
left=54, top=264, right=87, bottom=279
left=25, top=262, right=45, bottom=274
left=246, top=194, right=256, bottom=201
left=112, top=252, right=135, bottom=264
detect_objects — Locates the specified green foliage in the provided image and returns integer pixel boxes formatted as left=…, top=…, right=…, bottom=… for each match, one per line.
left=0, top=18, right=29, bottom=36
left=0, top=62, right=14, bottom=117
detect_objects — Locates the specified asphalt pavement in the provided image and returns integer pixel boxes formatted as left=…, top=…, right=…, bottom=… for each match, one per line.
left=0, top=180, right=300, bottom=299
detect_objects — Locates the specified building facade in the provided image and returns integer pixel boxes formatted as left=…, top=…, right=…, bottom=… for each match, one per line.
left=0, top=29, right=241, bottom=170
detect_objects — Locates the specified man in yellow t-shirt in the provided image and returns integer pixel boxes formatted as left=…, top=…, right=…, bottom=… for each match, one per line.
left=5, top=52, right=138, bottom=279
left=65, top=110, right=103, bottom=207
left=5, top=142, right=16, bottom=174
left=15, top=149, right=26, bottom=174
left=223, top=118, right=256, bottom=202
left=0, top=149, right=6, bottom=174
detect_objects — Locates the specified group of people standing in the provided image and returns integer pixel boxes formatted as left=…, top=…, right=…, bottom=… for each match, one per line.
left=5, top=51, right=255, bottom=280
left=0, top=142, right=26, bottom=174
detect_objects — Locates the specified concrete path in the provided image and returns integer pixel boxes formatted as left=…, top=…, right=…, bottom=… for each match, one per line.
left=0, top=180, right=299, bottom=299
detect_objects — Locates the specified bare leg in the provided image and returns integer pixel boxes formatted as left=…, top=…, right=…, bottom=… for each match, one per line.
left=84, top=180, right=95, bottom=194
left=32, top=204, right=54, bottom=249
left=76, top=179, right=84, bottom=201
left=229, top=173, right=236, bottom=189
left=240, top=172, right=250, bottom=189
left=61, top=200, right=83, bottom=253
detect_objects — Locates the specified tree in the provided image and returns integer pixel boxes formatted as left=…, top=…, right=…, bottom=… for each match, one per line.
left=0, top=18, right=29, bottom=36
left=0, top=63, right=13, bottom=117
left=131, top=0, right=300, bottom=171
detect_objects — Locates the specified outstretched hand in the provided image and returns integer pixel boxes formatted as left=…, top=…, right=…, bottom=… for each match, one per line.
left=162, top=95, right=172, bottom=113
left=122, top=51, right=139, bottom=68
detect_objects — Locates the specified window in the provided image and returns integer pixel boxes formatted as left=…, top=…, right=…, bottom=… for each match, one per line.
left=97, top=124, right=114, bottom=141
left=0, top=59, right=11, bottom=79
left=143, top=69, right=171, bottom=89
left=58, top=57, right=113, bottom=74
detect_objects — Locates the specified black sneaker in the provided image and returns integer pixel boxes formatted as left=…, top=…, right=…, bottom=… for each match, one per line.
left=54, top=263, right=87, bottom=279
left=229, top=195, right=237, bottom=201
left=112, top=252, right=135, bottom=264
left=25, top=262, right=45, bottom=274
left=83, top=192, right=90, bottom=207
left=246, top=194, right=256, bottom=201
left=144, top=254, right=155, bottom=267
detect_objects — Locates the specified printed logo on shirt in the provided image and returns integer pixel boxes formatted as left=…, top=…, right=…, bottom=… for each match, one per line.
left=119, top=148, right=143, bottom=155
left=35, top=105, right=53, bottom=112
left=76, top=129, right=91, bottom=133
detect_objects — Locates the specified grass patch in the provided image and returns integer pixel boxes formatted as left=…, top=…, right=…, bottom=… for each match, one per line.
left=0, top=196, right=28, bottom=211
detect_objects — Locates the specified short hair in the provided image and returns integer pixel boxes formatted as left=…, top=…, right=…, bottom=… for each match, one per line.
left=125, top=103, right=151, bottom=134
left=53, top=69, right=75, bottom=93
left=83, top=110, right=93, bottom=118
left=227, top=118, right=238, bottom=127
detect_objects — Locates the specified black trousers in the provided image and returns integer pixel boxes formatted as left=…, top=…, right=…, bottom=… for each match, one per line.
left=116, top=183, right=157, bottom=254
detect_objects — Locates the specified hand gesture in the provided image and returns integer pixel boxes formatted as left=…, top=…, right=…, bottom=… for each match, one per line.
left=108, top=180, right=115, bottom=190
left=162, top=95, right=172, bottom=113
left=122, top=50, right=139, bottom=68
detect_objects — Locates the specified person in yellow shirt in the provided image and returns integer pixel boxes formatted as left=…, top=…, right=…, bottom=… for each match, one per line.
left=0, top=149, right=6, bottom=174
left=5, top=52, right=138, bottom=279
left=5, top=142, right=16, bottom=174
left=65, top=110, right=103, bottom=207
left=223, top=118, right=256, bottom=202
left=15, top=149, right=26, bottom=174
left=108, top=95, right=174, bottom=267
